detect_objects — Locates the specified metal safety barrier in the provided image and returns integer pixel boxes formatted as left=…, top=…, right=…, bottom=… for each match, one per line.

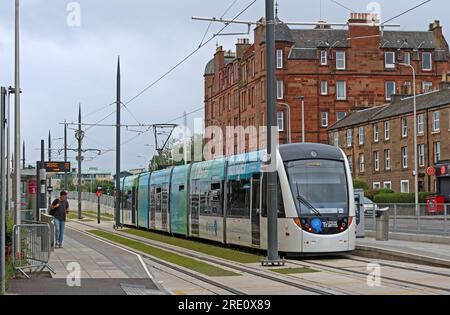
left=12, top=223, right=56, bottom=278
left=364, top=203, right=450, bottom=236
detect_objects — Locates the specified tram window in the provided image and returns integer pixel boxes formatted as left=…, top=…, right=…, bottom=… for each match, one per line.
left=161, top=185, right=169, bottom=212
left=155, top=187, right=162, bottom=213
left=209, top=182, right=223, bottom=216
left=228, top=180, right=251, bottom=218
left=199, top=181, right=209, bottom=215
left=261, top=178, right=285, bottom=218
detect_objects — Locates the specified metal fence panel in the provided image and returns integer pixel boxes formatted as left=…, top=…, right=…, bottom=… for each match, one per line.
left=12, top=223, right=56, bottom=278
left=364, top=203, right=450, bottom=236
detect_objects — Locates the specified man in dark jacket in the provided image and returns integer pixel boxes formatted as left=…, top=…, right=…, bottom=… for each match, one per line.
left=50, top=191, right=70, bottom=248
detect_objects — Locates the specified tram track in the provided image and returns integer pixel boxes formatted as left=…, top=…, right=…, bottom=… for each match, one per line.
left=70, top=222, right=335, bottom=295
left=67, top=225, right=246, bottom=296
left=346, top=256, right=450, bottom=278
left=287, top=259, right=450, bottom=294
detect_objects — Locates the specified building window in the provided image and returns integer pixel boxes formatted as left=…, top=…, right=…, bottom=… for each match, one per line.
left=423, top=81, right=433, bottom=93
left=433, top=111, right=440, bottom=132
left=386, top=81, right=396, bottom=101
left=384, top=182, right=392, bottom=190
left=277, top=80, right=284, bottom=99
left=374, top=124, right=379, bottom=143
left=321, top=81, right=328, bottom=95
left=336, top=51, right=346, bottom=70
left=384, top=121, right=390, bottom=140
left=346, top=129, right=352, bottom=148
left=434, top=142, right=441, bottom=163
left=337, top=112, right=346, bottom=121
left=334, top=132, right=339, bottom=147
left=419, top=144, right=425, bottom=167
left=385, top=149, right=391, bottom=170
left=359, top=127, right=365, bottom=145
left=418, top=114, right=424, bottom=134
left=401, top=117, right=408, bottom=138
left=336, top=81, right=346, bottom=100
left=320, top=50, right=327, bottom=65
left=401, top=180, right=410, bottom=193
left=385, top=52, right=396, bottom=69
left=374, top=151, right=380, bottom=172
left=402, top=147, right=408, bottom=169
left=359, top=154, right=365, bottom=174
left=373, top=182, right=381, bottom=190
left=277, top=112, right=284, bottom=132
left=404, top=52, right=411, bottom=65
left=211, top=101, right=215, bottom=118
left=321, top=112, right=329, bottom=128
left=228, top=94, right=231, bottom=112
left=404, top=81, right=412, bottom=95
left=422, top=52, right=432, bottom=71
left=348, top=156, right=353, bottom=173
left=276, top=49, right=283, bottom=69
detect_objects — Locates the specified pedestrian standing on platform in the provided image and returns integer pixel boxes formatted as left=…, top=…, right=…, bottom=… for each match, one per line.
left=50, top=191, right=70, bottom=248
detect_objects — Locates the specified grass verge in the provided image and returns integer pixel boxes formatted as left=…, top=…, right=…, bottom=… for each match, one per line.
left=270, top=267, right=319, bottom=275
left=88, top=230, right=240, bottom=277
left=81, top=211, right=113, bottom=221
left=67, top=213, right=94, bottom=222
left=121, top=229, right=261, bottom=264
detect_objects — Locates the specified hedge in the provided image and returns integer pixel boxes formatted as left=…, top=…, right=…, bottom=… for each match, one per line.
left=353, top=179, right=369, bottom=192
left=374, top=192, right=436, bottom=204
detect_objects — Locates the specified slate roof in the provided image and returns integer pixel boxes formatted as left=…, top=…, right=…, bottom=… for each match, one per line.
left=260, top=18, right=294, bottom=43
left=204, top=57, right=235, bottom=75
left=329, top=86, right=450, bottom=131
left=380, top=31, right=436, bottom=49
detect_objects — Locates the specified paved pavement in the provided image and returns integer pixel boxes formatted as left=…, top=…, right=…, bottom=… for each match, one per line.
left=356, top=237, right=450, bottom=268
left=365, top=217, right=450, bottom=236
left=8, top=227, right=162, bottom=295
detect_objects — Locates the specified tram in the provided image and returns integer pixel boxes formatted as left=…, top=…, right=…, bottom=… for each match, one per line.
left=119, top=143, right=356, bottom=255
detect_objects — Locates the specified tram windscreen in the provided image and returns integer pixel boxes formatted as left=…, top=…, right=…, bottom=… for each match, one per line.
left=286, top=160, right=349, bottom=216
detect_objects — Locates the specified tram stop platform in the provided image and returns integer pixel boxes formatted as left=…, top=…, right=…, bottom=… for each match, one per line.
left=7, top=224, right=165, bottom=295
left=356, top=236, right=450, bottom=269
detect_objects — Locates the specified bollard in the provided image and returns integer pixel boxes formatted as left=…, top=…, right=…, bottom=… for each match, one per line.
left=376, top=207, right=390, bottom=241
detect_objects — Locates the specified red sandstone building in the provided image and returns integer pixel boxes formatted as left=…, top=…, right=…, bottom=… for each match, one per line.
left=203, top=13, right=449, bottom=154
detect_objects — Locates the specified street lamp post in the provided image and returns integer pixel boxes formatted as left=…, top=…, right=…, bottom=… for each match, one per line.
left=398, top=62, right=419, bottom=216
left=14, top=0, right=21, bottom=227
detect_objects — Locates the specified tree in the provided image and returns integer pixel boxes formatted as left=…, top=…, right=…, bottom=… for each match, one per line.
left=149, top=134, right=206, bottom=171
left=353, top=179, right=369, bottom=192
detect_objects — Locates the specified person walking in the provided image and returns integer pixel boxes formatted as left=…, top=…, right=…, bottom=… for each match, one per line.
left=50, top=191, right=70, bottom=248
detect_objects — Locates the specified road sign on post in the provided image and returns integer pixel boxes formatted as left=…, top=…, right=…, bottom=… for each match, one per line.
left=44, top=162, right=71, bottom=173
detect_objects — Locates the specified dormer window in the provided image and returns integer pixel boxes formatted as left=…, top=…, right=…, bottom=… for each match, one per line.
left=336, top=51, right=346, bottom=70
left=422, top=52, right=432, bottom=71
left=320, top=50, right=327, bottom=65
left=385, top=52, right=396, bottom=69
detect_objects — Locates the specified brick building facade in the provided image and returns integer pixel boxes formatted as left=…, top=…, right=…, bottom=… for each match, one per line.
left=204, top=13, right=449, bottom=155
left=328, top=80, right=450, bottom=194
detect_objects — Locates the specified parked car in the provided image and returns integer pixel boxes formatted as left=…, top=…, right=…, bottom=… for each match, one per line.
left=364, top=197, right=380, bottom=216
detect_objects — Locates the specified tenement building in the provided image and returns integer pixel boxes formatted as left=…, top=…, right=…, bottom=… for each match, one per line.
left=328, top=79, right=450, bottom=194
left=204, top=13, right=449, bottom=155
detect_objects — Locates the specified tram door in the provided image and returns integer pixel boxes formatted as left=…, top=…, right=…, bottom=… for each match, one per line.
left=251, top=175, right=261, bottom=247
left=161, top=184, right=169, bottom=231
left=150, top=186, right=156, bottom=229
left=190, top=180, right=200, bottom=237
left=131, top=187, right=137, bottom=225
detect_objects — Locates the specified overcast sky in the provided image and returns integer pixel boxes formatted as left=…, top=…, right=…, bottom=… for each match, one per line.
left=0, top=0, right=449, bottom=172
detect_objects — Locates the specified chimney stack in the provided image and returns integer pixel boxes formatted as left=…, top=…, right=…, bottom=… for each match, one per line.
left=236, top=38, right=251, bottom=59
left=348, top=12, right=380, bottom=49
left=429, top=20, right=444, bottom=48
